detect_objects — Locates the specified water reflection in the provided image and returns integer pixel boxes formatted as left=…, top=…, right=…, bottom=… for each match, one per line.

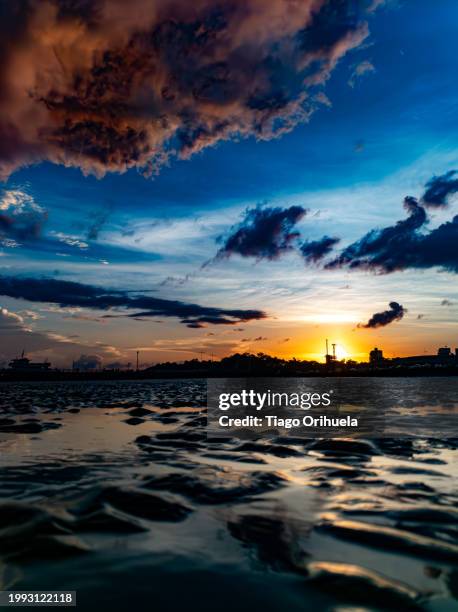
left=0, top=379, right=456, bottom=611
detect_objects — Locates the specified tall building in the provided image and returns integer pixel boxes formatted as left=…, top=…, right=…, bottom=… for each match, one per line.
left=369, top=347, right=384, bottom=365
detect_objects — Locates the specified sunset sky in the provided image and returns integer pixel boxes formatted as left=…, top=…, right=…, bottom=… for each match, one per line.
left=1, top=0, right=458, bottom=367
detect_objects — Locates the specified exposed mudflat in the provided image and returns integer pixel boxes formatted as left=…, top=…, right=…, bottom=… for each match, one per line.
left=0, top=379, right=456, bottom=611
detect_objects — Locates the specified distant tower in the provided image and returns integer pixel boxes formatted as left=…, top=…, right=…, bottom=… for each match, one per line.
left=325, top=339, right=336, bottom=365
left=136, top=351, right=140, bottom=371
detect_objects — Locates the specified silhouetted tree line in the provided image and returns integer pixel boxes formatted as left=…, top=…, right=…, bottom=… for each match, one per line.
left=3, top=351, right=458, bottom=381
left=148, top=352, right=352, bottom=376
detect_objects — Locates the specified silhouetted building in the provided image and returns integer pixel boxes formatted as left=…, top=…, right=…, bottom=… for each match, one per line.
left=392, top=345, right=458, bottom=367
left=437, top=346, right=451, bottom=360
left=369, top=346, right=458, bottom=367
left=369, top=347, right=384, bottom=365
left=393, top=355, right=437, bottom=366
left=9, top=352, right=50, bottom=371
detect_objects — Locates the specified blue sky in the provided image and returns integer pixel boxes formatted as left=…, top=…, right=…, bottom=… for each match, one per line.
left=1, top=0, right=458, bottom=366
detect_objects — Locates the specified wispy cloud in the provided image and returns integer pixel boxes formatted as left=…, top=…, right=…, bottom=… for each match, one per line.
left=348, top=60, right=375, bottom=88
left=51, top=232, right=89, bottom=250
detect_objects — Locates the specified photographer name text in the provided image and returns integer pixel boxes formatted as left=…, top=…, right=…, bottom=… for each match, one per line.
left=218, top=414, right=358, bottom=429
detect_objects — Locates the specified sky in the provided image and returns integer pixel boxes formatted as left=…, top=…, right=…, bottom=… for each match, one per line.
left=1, top=0, right=458, bottom=367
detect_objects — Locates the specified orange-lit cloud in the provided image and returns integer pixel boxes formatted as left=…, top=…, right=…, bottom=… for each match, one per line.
left=0, top=0, right=370, bottom=178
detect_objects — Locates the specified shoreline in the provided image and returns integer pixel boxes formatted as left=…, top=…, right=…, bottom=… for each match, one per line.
left=2, top=369, right=458, bottom=382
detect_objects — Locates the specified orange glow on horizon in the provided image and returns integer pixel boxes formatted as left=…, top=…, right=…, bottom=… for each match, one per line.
left=109, top=319, right=450, bottom=365
left=272, top=333, right=363, bottom=363
left=251, top=319, right=415, bottom=363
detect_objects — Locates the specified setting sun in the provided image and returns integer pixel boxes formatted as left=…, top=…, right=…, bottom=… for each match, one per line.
left=334, top=345, right=350, bottom=360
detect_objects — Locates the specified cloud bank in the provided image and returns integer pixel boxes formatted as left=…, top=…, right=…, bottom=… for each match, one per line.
left=326, top=195, right=458, bottom=273
left=0, top=0, right=372, bottom=178
left=0, top=275, right=266, bottom=327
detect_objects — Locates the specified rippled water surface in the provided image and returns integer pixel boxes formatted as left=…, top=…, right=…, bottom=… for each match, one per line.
left=0, top=379, right=457, bottom=611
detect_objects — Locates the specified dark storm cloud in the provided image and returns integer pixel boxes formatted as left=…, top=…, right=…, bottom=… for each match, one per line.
left=358, top=301, right=406, bottom=329
left=422, top=170, right=458, bottom=207
left=0, top=0, right=371, bottom=179
left=215, top=205, right=306, bottom=261
left=326, top=195, right=458, bottom=273
left=300, top=235, right=340, bottom=263
left=0, top=276, right=266, bottom=326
